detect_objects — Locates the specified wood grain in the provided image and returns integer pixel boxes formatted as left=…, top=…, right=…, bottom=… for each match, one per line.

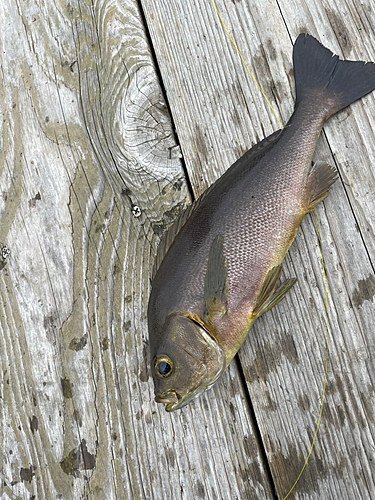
left=0, top=0, right=274, bottom=498
left=141, top=0, right=375, bottom=498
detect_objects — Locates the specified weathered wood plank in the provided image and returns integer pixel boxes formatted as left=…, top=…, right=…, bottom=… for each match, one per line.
left=141, top=0, right=375, bottom=498
left=0, top=0, right=275, bottom=499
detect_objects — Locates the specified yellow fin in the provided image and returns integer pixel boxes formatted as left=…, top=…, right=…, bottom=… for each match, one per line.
left=306, top=161, right=338, bottom=212
left=253, top=265, right=297, bottom=319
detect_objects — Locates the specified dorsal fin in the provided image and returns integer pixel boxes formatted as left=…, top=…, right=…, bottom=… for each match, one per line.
left=151, top=200, right=198, bottom=280
left=151, top=128, right=282, bottom=281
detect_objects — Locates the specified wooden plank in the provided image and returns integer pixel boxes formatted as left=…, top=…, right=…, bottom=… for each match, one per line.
left=0, top=0, right=274, bottom=499
left=141, top=0, right=375, bottom=498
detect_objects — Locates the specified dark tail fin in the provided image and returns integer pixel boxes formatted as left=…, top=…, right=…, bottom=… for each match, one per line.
left=293, top=33, right=375, bottom=118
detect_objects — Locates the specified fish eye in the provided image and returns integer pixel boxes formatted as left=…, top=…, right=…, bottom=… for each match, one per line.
left=154, top=356, right=173, bottom=378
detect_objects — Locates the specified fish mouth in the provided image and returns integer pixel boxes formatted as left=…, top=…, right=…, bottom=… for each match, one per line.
left=155, top=380, right=216, bottom=412
left=155, top=390, right=196, bottom=412
left=155, top=390, right=179, bottom=409
left=155, top=392, right=195, bottom=412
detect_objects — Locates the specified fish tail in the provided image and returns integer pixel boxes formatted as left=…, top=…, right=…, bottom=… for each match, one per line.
left=293, top=33, right=375, bottom=118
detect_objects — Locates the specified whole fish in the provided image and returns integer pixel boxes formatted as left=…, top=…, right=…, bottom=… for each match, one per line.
left=148, top=33, right=375, bottom=411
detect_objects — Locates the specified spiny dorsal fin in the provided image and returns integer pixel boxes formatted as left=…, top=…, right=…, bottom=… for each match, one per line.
left=151, top=129, right=282, bottom=281
left=252, top=265, right=297, bottom=319
left=306, top=161, right=338, bottom=212
left=151, top=201, right=196, bottom=281
left=204, top=234, right=228, bottom=318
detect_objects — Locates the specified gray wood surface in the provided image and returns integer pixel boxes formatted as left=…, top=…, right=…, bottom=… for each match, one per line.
left=1, top=0, right=375, bottom=498
left=142, top=0, right=375, bottom=499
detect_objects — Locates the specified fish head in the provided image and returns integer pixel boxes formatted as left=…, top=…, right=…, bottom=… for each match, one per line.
left=150, top=313, right=226, bottom=411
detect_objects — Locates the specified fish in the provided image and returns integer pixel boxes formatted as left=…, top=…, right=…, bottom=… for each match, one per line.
left=147, top=33, right=375, bottom=411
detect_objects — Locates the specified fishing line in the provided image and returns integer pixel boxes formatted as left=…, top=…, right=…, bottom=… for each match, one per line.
left=210, top=0, right=283, bottom=129
left=209, top=1, right=329, bottom=497
left=281, top=213, right=329, bottom=500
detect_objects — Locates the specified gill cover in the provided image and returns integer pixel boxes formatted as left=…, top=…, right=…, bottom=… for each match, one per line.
left=152, top=313, right=226, bottom=411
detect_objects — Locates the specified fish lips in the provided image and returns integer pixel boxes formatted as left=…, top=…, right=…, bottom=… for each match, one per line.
left=155, top=388, right=202, bottom=412
left=155, top=390, right=179, bottom=407
left=154, top=371, right=205, bottom=412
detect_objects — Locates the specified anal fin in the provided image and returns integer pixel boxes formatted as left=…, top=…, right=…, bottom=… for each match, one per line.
left=306, top=161, right=338, bottom=212
left=253, top=265, right=297, bottom=320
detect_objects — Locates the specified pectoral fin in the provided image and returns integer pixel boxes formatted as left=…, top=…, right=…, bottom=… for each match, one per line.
left=306, top=161, right=338, bottom=212
left=204, top=235, right=228, bottom=319
left=253, top=265, right=297, bottom=319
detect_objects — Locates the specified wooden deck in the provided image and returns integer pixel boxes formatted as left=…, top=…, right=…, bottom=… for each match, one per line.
left=1, top=0, right=375, bottom=498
